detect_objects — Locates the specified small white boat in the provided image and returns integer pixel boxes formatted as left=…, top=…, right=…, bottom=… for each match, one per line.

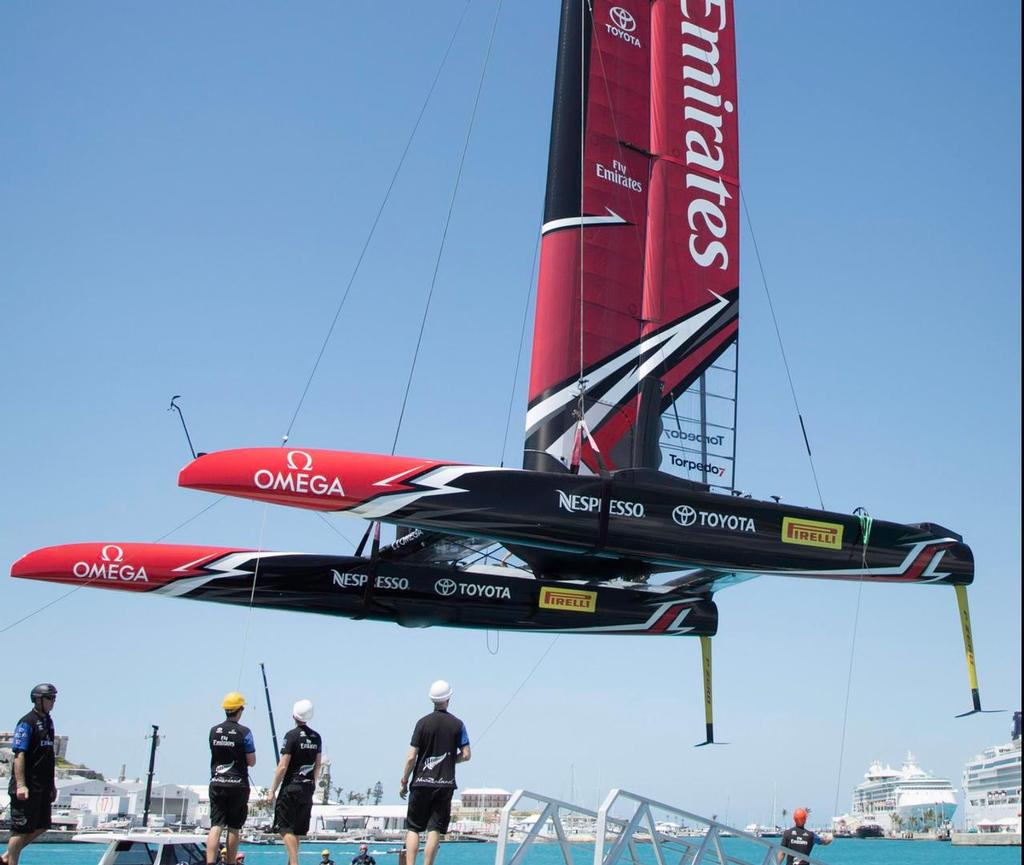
left=73, top=830, right=207, bottom=864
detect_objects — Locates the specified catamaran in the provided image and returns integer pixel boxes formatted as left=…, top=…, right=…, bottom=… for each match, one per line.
left=10, top=0, right=988, bottom=742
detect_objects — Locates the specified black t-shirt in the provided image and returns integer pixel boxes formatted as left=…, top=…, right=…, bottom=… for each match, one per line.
left=209, top=719, right=255, bottom=788
left=9, top=709, right=55, bottom=794
left=780, top=827, right=818, bottom=865
left=409, top=708, right=469, bottom=789
left=281, top=724, right=321, bottom=791
left=352, top=854, right=376, bottom=865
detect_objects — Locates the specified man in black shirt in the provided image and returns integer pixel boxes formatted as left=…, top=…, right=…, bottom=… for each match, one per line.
left=351, top=842, right=375, bottom=865
left=399, top=680, right=471, bottom=865
left=268, top=699, right=322, bottom=865
left=2, top=683, right=58, bottom=865
left=206, top=691, right=256, bottom=865
left=777, top=807, right=832, bottom=865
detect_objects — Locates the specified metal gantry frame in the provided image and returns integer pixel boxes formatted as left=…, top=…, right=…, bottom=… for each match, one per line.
left=496, top=788, right=831, bottom=865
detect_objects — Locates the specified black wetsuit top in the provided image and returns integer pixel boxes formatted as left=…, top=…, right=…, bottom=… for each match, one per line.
left=780, top=827, right=819, bottom=865
left=281, top=724, right=322, bottom=793
left=352, top=854, right=376, bottom=865
left=209, top=719, right=255, bottom=788
left=409, top=707, right=469, bottom=789
left=9, top=709, right=55, bottom=794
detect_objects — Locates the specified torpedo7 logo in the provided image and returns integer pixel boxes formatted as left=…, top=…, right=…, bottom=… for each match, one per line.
left=253, top=450, right=346, bottom=497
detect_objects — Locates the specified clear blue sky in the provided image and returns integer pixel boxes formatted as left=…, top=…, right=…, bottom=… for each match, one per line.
left=1, top=1, right=1020, bottom=826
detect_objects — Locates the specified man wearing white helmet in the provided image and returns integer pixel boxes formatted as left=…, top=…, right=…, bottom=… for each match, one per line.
left=267, top=699, right=322, bottom=865
left=399, top=680, right=471, bottom=865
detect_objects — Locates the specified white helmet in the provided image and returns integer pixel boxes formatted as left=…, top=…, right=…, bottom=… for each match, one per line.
left=429, top=680, right=453, bottom=703
left=292, top=699, right=314, bottom=722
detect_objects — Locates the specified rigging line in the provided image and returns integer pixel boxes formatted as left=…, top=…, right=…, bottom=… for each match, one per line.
left=475, top=635, right=560, bottom=744
left=499, top=227, right=541, bottom=467
left=312, top=511, right=358, bottom=551
left=577, top=0, right=586, bottom=392
left=1, top=497, right=231, bottom=636
left=391, top=0, right=506, bottom=456
left=832, top=538, right=871, bottom=816
left=152, top=497, right=226, bottom=543
left=281, top=0, right=476, bottom=443
left=740, top=189, right=826, bottom=510
left=236, top=502, right=271, bottom=687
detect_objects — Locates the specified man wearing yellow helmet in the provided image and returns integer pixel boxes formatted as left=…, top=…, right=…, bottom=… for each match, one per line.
left=206, top=692, right=256, bottom=865
left=320, top=849, right=335, bottom=865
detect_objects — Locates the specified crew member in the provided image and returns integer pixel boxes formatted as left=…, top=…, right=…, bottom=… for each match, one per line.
left=206, top=692, right=256, bottom=865
left=399, top=680, right=471, bottom=865
left=2, top=684, right=58, bottom=865
left=321, top=849, right=336, bottom=865
left=777, top=807, right=832, bottom=865
left=267, top=700, right=322, bottom=865
left=351, top=842, right=375, bottom=865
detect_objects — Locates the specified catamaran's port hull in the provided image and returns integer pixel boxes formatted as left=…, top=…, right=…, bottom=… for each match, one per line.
left=10, top=544, right=718, bottom=636
left=177, top=448, right=974, bottom=586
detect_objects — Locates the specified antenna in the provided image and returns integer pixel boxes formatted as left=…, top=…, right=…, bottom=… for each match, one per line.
left=260, top=662, right=281, bottom=756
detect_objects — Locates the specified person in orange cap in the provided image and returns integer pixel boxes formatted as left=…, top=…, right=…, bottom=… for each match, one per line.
left=777, top=807, right=832, bottom=864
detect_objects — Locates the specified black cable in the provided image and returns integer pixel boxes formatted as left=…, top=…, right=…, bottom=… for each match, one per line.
left=391, top=0, right=506, bottom=456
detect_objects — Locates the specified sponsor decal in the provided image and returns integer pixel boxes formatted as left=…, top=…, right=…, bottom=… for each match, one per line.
left=433, top=578, right=511, bottom=600
left=607, top=6, right=641, bottom=47
left=253, top=450, right=346, bottom=498
left=73, top=544, right=148, bottom=583
left=672, top=505, right=755, bottom=532
left=331, top=570, right=409, bottom=591
left=669, top=454, right=728, bottom=477
left=539, top=586, right=597, bottom=613
left=556, top=490, right=645, bottom=518
left=664, top=428, right=726, bottom=446
left=782, top=517, right=844, bottom=550
left=681, top=0, right=734, bottom=271
left=596, top=158, right=643, bottom=193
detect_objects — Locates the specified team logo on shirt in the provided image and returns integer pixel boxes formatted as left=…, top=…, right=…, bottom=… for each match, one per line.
left=421, top=754, right=448, bottom=771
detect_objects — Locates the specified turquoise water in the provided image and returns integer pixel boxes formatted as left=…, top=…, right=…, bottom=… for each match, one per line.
left=10, top=839, right=1020, bottom=865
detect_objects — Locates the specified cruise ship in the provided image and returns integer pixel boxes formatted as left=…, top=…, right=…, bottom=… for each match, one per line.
left=845, top=753, right=957, bottom=833
left=962, top=711, right=1022, bottom=833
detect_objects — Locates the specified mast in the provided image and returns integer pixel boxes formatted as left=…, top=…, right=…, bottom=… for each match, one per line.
left=524, top=0, right=740, bottom=486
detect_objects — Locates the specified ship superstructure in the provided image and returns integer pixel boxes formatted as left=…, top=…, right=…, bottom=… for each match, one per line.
left=962, top=711, right=1022, bottom=832
left=851, top=753, right=957, bottom=832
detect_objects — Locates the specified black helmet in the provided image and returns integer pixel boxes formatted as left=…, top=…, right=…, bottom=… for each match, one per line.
left=30, top=683, right=58, bottom=702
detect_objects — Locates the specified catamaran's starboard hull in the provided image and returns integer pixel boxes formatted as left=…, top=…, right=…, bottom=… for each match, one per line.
left=10, top=543, right=718, bottom=636
left=177, top=449, right=973, bottom=586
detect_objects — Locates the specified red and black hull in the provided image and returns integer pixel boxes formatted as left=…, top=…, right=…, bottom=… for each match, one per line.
left=10, top=543, right=718, bottom=636
left=177, top=448, right=973, bottom=587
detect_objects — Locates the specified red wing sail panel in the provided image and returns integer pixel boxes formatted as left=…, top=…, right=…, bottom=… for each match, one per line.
left=525, top=0, right=739, bottom=475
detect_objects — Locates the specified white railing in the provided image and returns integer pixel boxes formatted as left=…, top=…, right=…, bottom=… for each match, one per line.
left=496, top=788, right=831, bottom=865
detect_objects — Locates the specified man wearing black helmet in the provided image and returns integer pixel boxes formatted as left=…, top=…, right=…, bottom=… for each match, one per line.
left=2, top=684, right=58, bottom=865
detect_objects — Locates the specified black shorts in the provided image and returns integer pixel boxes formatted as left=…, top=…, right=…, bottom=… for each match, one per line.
left=273, top=787, right=313, bottom=836
left=406, top=786, right=454, bottom=834
left=209, top=786, right=250, bottom=830
left=9, top=791, right=52, bottom=835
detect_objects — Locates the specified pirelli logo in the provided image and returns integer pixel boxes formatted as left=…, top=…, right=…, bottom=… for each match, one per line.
left=539, top=587, right=597, bottom=613
left=782, top=517, right=844, bottom=550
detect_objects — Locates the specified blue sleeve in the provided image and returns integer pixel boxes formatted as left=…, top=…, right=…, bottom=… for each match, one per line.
left=459, top=722, right=470, bottom=747
left=243, top=731, right=255, bottom=754
left=11, top=721, right=31, bottom=753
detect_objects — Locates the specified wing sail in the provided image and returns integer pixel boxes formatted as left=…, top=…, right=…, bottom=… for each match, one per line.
left=525, top=0, right=739, bottom=484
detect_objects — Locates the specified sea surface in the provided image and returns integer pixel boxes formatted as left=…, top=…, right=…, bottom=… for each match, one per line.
left=11, top=838, right=1021, bottom=865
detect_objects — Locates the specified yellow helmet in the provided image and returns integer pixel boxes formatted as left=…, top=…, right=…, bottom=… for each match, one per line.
left=322, top=850, right=331, bottom=856
left=222, top=691, right=246, bottom=711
